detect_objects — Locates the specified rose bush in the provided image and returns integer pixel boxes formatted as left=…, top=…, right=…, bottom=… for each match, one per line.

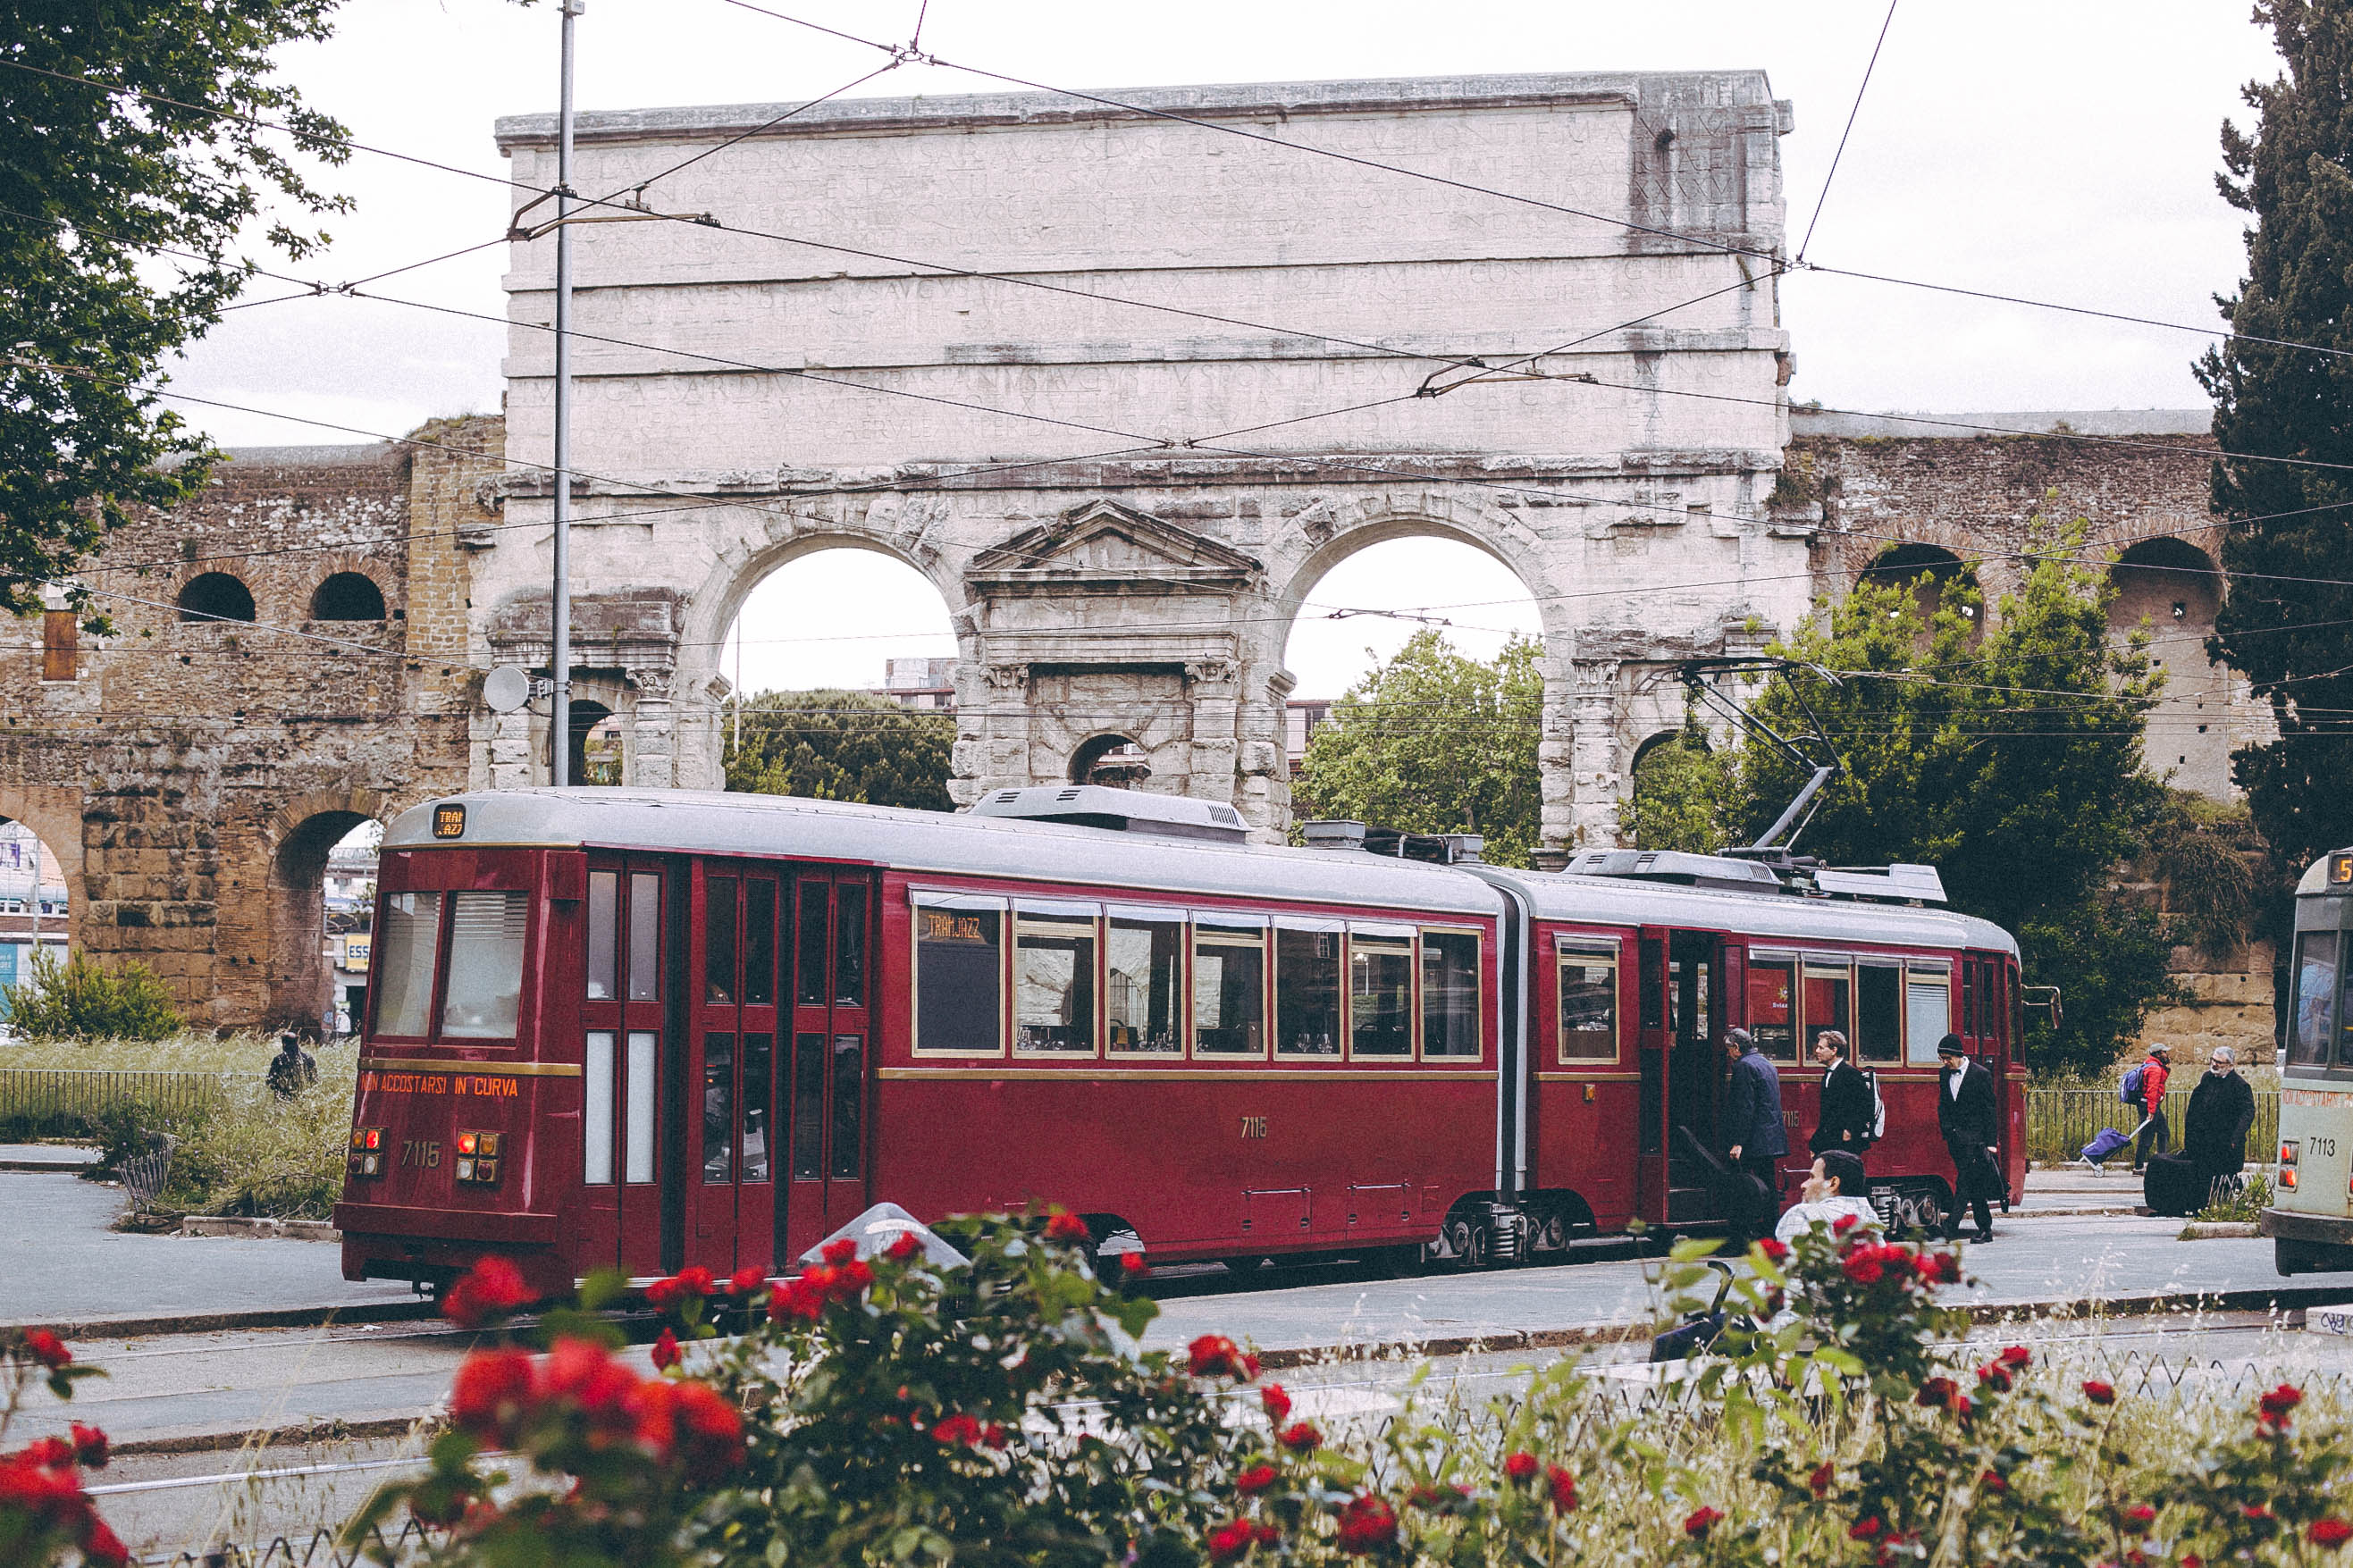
left=0, top=1328, right=122, bottom=1567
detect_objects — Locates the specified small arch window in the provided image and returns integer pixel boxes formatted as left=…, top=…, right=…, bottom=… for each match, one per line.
left=311, top=572, right=385, bottom=621
left=177, top=573, right=255, bottom=624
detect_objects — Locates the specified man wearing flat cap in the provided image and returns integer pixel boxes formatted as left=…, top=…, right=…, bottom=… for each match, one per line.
left=1935, top=1034, right=1999, bottom=1243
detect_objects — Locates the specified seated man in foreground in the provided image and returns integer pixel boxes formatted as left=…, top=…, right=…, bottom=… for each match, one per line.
left=1775, top=1149, right=1880, bottom=1245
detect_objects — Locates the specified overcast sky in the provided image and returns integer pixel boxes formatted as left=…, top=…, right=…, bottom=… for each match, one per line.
left=163, top=0, right=2284, bottom=698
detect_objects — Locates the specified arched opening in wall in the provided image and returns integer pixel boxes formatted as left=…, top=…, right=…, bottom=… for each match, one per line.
left=1860, top=543, right=1979, bottom=641
left=1624, top=728, right=1729, bottom=853
left=549, top=700, right=621, bottom=787
left=310, top=572, right=386, bottom=622
left=0, top=818, right=71, bottom=1025
left=721, top=546, right=959, bottom=809
left=2110, top=536, right=2229, bottom=795
left=1070, top=734, right=1152, bottom=785
left=1282, top=533, right=1545, bottom=849
left=178, top=572, right=256, bottom=624
left=269, top=814, right=378, bottom=1036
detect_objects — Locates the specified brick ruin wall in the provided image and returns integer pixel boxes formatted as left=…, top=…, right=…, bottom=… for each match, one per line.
left=0, top=421, right=497, bottom=1029
left=0, top=413, right=2285, bottom=1054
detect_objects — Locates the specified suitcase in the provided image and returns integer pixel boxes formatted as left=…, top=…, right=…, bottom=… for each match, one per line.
left=2144, top=1152, right=2205, bottom=1218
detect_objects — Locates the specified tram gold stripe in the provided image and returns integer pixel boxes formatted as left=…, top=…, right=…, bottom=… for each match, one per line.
left=361, top=1058, right=583, bottom=1077
left=878, top=1067, right=1496, bottom=1082
left=1534, top=1071, right=1641, bottom=1082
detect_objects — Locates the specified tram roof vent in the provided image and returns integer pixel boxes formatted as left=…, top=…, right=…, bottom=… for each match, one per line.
left=966, top=784, right=1250, bottom=844
left=1559, top=849, right=1790, bottom=894
left=1814, top=863, right=1946, bottom=904
left=1301, top=819, right=1367, bottom=851
left=1557, top=849, right=1947, bottom=904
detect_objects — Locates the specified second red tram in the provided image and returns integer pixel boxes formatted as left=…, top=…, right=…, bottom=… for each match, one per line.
left=332, top=788, right=2025, bottom=1291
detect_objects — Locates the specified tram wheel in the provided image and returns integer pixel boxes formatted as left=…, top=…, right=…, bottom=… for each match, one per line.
left=1445, top=1216, right=1492, bottom=1270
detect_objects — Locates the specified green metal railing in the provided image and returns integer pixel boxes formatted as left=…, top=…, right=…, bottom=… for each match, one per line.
left=0, top=1068, right=261, bottom=1140
left=2024, top=1086, right=2279, bottom=1167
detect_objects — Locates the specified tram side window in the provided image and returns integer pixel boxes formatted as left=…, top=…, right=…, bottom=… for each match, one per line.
left=744, top=881, right=777, bottom=1007
left=1558, top=942, right=1618, bottom=1061
left=374, top=891, right=442, bottom=1037
left=1275, top=927, right=1342, bottom=1056
left=702, top=1031, right=734, bottom=1181
left=742, top=1033, right=772, bottom=1181
left=706, top=876, right=738, bottom=1003
left=2291, top=931, right=2339, bottom=1068
left=627, top=873, right=660, bottom=1002
left=1194, top=921, right=1265, bottom=1055
left=1855, top=961, right=1903, bottom=1062
left=1803, top=961, right=1852, bottom=1054
left=441, top=891, right=529, bottom=1039
left=1905, top=965, right=1952, bottom=1065
left=1423, top=929, right=1481, bottom=1057
left=792, top=1032, right=824, bottom=1177
left=1745, top=955, right=1796, bottom=1060
left=1106, top=914, right=1182, bottom=1053
left=1638, top=938, right=1666, bottom=1033
left=1016, top=913, right=1098, bottom=1054
left=836, top=885, right=868, bottom=1007
left=1349, top=933, right=1413, bottom=1057
left=796, top=883, right=829, bottom=1007
left=913, top=899, right=1003, bottom=1055
left=584, top=1031, right=615, bottom=1185
left=587, top=871, right=618, bottom=1001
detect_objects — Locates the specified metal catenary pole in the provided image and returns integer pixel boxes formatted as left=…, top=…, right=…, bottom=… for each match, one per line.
left=549, top=0, right=581, bottom=786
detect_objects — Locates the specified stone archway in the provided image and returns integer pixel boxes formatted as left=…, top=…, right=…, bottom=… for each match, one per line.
left=0, top=787, right=85, bottom=1000
left=263, top=788, right=391, bottom=1030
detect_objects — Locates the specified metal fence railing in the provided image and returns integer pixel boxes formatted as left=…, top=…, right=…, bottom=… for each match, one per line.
left=0, top=1068, right=261, bottom=1140
left=2025, top=1085, right=2280, bottom=1166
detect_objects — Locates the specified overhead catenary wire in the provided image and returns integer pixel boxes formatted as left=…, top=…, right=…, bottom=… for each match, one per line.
left=1796, top=0, right=1899, bottom=263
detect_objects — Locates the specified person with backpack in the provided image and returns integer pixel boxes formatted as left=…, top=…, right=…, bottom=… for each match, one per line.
left=2125, top=1043, right=2172, bottom=1173
left=1807, top=1030, right=1877, bottom=1157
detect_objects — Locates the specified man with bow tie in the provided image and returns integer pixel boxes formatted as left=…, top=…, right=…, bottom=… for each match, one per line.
left=1936, top=1033, right=1998, bottom=1244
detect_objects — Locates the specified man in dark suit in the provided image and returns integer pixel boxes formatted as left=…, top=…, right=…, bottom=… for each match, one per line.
left=1936, top=1034, right=1999, bottom=1243
left=1721, top=1027, right=1788, bottom=1241
left=1808, top=1030, right=1874, bottom=1157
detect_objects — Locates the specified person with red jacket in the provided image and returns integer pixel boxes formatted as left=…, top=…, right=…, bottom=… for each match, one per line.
left=2130, top=1043, right=2172, bottom=1172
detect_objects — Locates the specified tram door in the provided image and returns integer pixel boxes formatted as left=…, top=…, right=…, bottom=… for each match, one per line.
left=686, top=863, right=781, bottom=1275
left=581, top=857, right=672, bottom=1279
left=1634, top=927, right=1730, bottom=1224
left=782, top=870, right=874, bottom=1266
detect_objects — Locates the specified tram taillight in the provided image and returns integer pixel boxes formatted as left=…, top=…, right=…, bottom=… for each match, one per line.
left=348, top=1127, right=385, bottom=1178
left=455, top=1130, right=503, bottom=1185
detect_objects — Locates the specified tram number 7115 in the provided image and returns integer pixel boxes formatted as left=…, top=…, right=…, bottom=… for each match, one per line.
left=402, top=1139, right=442, bottom=1170
left=1239, top=1116, right=1269, bottom=1140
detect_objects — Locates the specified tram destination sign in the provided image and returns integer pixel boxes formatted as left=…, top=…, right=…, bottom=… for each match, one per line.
left=433, top=802, right=466, bottom=839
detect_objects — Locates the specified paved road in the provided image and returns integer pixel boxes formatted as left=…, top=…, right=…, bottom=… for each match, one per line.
left=0, top=1172, right=415, bottom=1329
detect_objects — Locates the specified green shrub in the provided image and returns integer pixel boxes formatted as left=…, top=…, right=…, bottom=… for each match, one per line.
left=4, top=949, right=182, bottom=1042
left=147, top=1052, right=355, bottom=1219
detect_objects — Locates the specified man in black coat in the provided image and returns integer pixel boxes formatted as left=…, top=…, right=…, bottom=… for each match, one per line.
left=2182, top=1045, right=2258, bottom=1196
left=1935, top=1034, right=1999, bottom=1243
left=1808, top=1030, right=1874, bottom=1157
left=1721, top=1027, right=1788, bottom=1241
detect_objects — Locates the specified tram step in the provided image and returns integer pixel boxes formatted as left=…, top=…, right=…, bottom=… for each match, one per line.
left=1666, top=1186, right=1717, bottom=1223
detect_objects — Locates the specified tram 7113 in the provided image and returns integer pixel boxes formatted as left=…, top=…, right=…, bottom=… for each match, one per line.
left=332, top=788, right=2026, bottom=1292
left=2265, top=848, right=2353, bottom=1274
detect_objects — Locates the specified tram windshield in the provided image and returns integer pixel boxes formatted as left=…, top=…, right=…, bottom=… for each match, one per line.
left=368, top=885, right=531, bottom=1041
left=2290, top=931, right=2339, bottom=1069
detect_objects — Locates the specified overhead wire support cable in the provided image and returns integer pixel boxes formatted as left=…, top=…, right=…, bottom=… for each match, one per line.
left=1797, top=0, right=1898, bottom=263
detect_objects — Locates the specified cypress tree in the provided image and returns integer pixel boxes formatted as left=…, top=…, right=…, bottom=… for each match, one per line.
left=2199, top=0, right=2353, bottom=870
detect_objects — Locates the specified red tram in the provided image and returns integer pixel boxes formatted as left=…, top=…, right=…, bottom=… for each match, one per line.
left=332, top=788, right=2026, bottom=1292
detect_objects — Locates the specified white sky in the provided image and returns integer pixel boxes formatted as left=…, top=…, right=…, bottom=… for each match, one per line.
left=153, top=1, right=2284, bottom=698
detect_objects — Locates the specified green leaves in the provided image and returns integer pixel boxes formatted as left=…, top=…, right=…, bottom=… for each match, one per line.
left=1292, top=630, right=1545, bottom=867
left=724, top=690, right=955, bottom=810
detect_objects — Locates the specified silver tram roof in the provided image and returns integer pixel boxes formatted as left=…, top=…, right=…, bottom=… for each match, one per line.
left=388, top=790, right=2018, bottom=956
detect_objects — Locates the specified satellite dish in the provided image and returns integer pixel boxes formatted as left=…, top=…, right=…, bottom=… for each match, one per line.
left=482, top=665, right=533, bottom=714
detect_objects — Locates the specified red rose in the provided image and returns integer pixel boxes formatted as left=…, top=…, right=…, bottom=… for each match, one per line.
left=82, top=1519, right=130, bottom=1568
left=676, top=1266, right=716, bottom=1295
left=1755, top=1237, right=1788, bottom=1264
left=1851, top=1517, right=1883, bottom=1540
left=2127, top=1505, right=2156, bottom=1527
left=651, top=1328, right=682, bottom=1371
left=1843, top=1253, right=1885, bottom=1286
left=2081, top=1380, right=2116, bottom=1405
left=1046, top=1210, right=1090, bottom=1242
left=2247, top=1504, right=2273, bottom=1521
left=18, top=1437, right=72, bottom=1469
left=771, top=1276, right=824, bottom=1321
left=443, top=1257, right=534, bottom=1328
left=933, top=1413, right=984, bottom=1447
left=1999, top=1346, right=2031, bottom=1368
left=1236, top=1463, right=1279, bottom=1496
left=1685, top=1506, right=1724, bottom=1538
left=1978, top=1362, right=2013, bottom=1392
left=1809, top=1462, right=1835, bottom=1497
left=1207, top=1520, right=1255, bottom=1563
left=1261, top=1384, right=1292, bottom=1422
left=1189, top=1335, right=1246, bottom=1379
left=643, top=1379, right=744, bottom=1480
left=1240, top=1352, right=1262, bottom=1379
left=2260, top=1383, right=2304, bottom=1429
left=728, top=1266, right=766, bottom=1297
left=1502, top=1451, right=1538, bottom=1480
left=449, top=1348, right=535, bottom=1444
left=1915, top=1377, right=1958, bottom=1410
left=1927, top=1251, right=1963, bottom=1284
left=1278, top=1421, right=1322, bottom=1453
left=1254, top=1522, right=1281, bottom=1546
left=1832, top=1213, right=1861, bottom=1235
left=2311, top=1520, right=2352, bottom=1547
left=886, top=1231, right=924, bottom=1262
left=821, top=1238, right=859, bottom=1266
left=68, top=1424, right=108, bottom=1471
left=982, top=1422, right=1009, bottom=1448
left=539, top=1337, right=638, bottom=1433
left=1334, top=1494, right=1398, bottom=1555
left=1122, top=1252, right=1149, bottom=1275
left=1979, top=1470, right=2007, bottom=1494
left=20, top=1329, right=70, bottom=1371
left=1546, top=1463, right=1578, bottom=1512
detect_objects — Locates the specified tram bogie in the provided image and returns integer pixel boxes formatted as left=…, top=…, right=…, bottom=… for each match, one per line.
left=333, top=790, right=2026, bottom=1291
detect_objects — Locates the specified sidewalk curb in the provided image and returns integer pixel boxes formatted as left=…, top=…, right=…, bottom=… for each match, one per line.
left=0, top=1158, right=95, bottom=1174
left=110, top=1411, right=437, bottom=1459
left=178, top=1215, right=340, bottom=1242
left=0, top=1298, right=442, bottom=1342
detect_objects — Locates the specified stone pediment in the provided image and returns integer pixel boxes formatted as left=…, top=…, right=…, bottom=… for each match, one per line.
left=967, top=499, right=1263, bottom=596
